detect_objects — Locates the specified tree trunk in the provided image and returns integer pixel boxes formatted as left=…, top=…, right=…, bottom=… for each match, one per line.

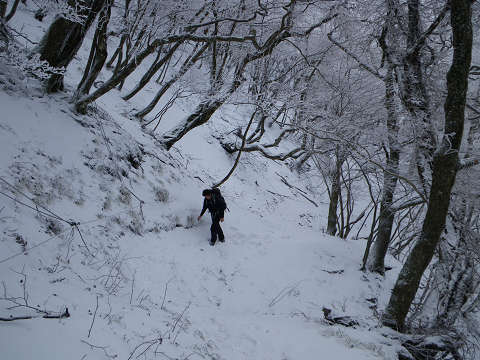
left=134, top=43, right=208, bottom=118
left=123, top=43, right=179, bottom=102
left=74, top=0, right=112, bottom=99
left=122, top=44, right=175, bottom=100
left=0, top=1, right=7, bottom=51
left=160, top=55, right=249, bottom=149
left=75, top=38, right=162, bottom=113
left=159, top=25, right=296, bottom=149
left=382, top=0, right=473, bottom=332
left=157, top=0, right=302, bottom=150
left=106, top=0, right=131, bottom=69
left=37, top=0, right=105, bottom=92
left=327, top=149, right=345, bottom=236
left=117, top=25, right=147, bottom=91
left=5, top=0, right=20, bottom=22
left=368, top=66, right=400, bottom=274
left=361, top=203, right=379, bottom=270
left=403, top=0, right=436, bottom=191
left=74, top=9, right=209, bottom=113
left=0, top=0, right=6, bottom=18
left=436, top=248, right=474, bottom=329
left=161, top=98, right=225, bottom=150
left=106, top=34, right=125, bottom=69
left=124, top=6, right=211, bottom=101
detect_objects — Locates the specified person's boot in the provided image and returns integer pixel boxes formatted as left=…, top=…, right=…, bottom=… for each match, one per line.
left=218, top=237, right=225, bottom=243
left=209, top=239, right=215, bottom=246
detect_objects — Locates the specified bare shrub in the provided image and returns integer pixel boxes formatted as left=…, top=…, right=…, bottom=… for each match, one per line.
left=153, top=186, right=169, bottom=203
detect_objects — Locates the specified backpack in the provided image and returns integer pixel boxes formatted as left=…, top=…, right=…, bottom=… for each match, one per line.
left=211, top=188, right=227, bottom=212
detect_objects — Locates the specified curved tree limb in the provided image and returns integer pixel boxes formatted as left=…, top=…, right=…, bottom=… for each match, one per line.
left=213, top=110, right=256, bottom=188
left=4, top=0, right=20, bottom=22
left=405, top=2, right=450, bottom=59
left=327, top=32, right=383, bottom=80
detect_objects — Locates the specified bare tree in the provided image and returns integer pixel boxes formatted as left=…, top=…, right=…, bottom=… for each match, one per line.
left=326, top=146, right=346, bottom=236
left=133, top=43, right=208, bottom=118
left=74, top=30, right=268, bottom=112
left=158, top=2, right=338, bottom=150
left=4, top=0, right=20, bottom=22
left=36, top=0, right=107, bottom=92
left=74, top=0, right=113, bottom=99
left=0, top=0, right=8, bottom=50
left=383, top=0, right=473, bottom=332
left=0, top=0, right=6, bottom=18
left=367, top=4, right=401, bottom=273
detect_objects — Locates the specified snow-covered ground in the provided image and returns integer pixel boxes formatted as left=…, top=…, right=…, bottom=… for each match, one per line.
left=0, top=5, right=403, bottom=359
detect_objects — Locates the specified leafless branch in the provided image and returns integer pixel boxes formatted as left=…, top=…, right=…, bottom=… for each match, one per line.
left=327, top=32, right=383, bottom=80
left=130, top=270, right=136, bottom=305
left=4, top=0, right=20, bottom=22
left=81, top=339, right=117, bottom=359
left=87, top=295, right=99, bottom=338
left=303, top=13, right=339, bottom=36
left=276, top=172, right=319, bottom=207
left=214, top=110, right=256, bottom=188
left=169, top=302, right=191, bottom=339
left=391, top=198, right=427, bottom=213
left=184, top=10, right=264, bottom=31
left=126, top=336, right=163, bottom=360
left=405, top=2, right=450, bottom=58
left=161, top=277, right=173, bottom=310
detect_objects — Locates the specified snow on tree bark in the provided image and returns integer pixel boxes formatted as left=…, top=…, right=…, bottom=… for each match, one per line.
left=326, top=147, right=345, bottom=236
left=382, top=0, right=473, bottom=332
left=0, top=0, right=6, bottom=18
left=74, top=0, right=113, bottom=100
left=122, top=43, right=182, bottom=102
left=36, top=0, right=106, bottom=93
left=134, top=43, right=208, bottom=118
left=368, top=65, right=400, bottom=274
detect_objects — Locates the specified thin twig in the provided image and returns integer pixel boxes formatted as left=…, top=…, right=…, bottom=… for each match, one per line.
left=75, top=224, right=94, bottom=257
left=127, top=337, right=162, bottom=360
left=130, top=270, right=136, bottom=305
left=276, top=172, right=318, bottom=207
left=161, top=277, right=173, bottom=310
left=87, top=295, right=99, bottom=338
left=7, top=25, right=37, bottom=44
left=81, top=339, right=116, bottom=359
left=170, top=302, right=191, bottom=338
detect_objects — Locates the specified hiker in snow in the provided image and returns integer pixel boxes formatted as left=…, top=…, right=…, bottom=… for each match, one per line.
left=198, top=188, right=227, bottom=246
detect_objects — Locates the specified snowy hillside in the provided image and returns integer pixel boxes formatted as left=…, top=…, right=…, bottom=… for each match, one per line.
left=0, top=12, right=400, bottom=360
left=0, top=67, right=403, bottom=359
left=2, top=1, right=478, bottom=359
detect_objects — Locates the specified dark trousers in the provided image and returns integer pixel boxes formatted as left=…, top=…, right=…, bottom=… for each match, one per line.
left=210, top=214, right=224, bottom=244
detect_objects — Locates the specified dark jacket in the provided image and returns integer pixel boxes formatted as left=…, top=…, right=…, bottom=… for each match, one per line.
left=200, top=196, right=225, bottom=219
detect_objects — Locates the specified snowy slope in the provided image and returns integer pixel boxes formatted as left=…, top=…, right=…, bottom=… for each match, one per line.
left=0, top=5, right=403, bottom=360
